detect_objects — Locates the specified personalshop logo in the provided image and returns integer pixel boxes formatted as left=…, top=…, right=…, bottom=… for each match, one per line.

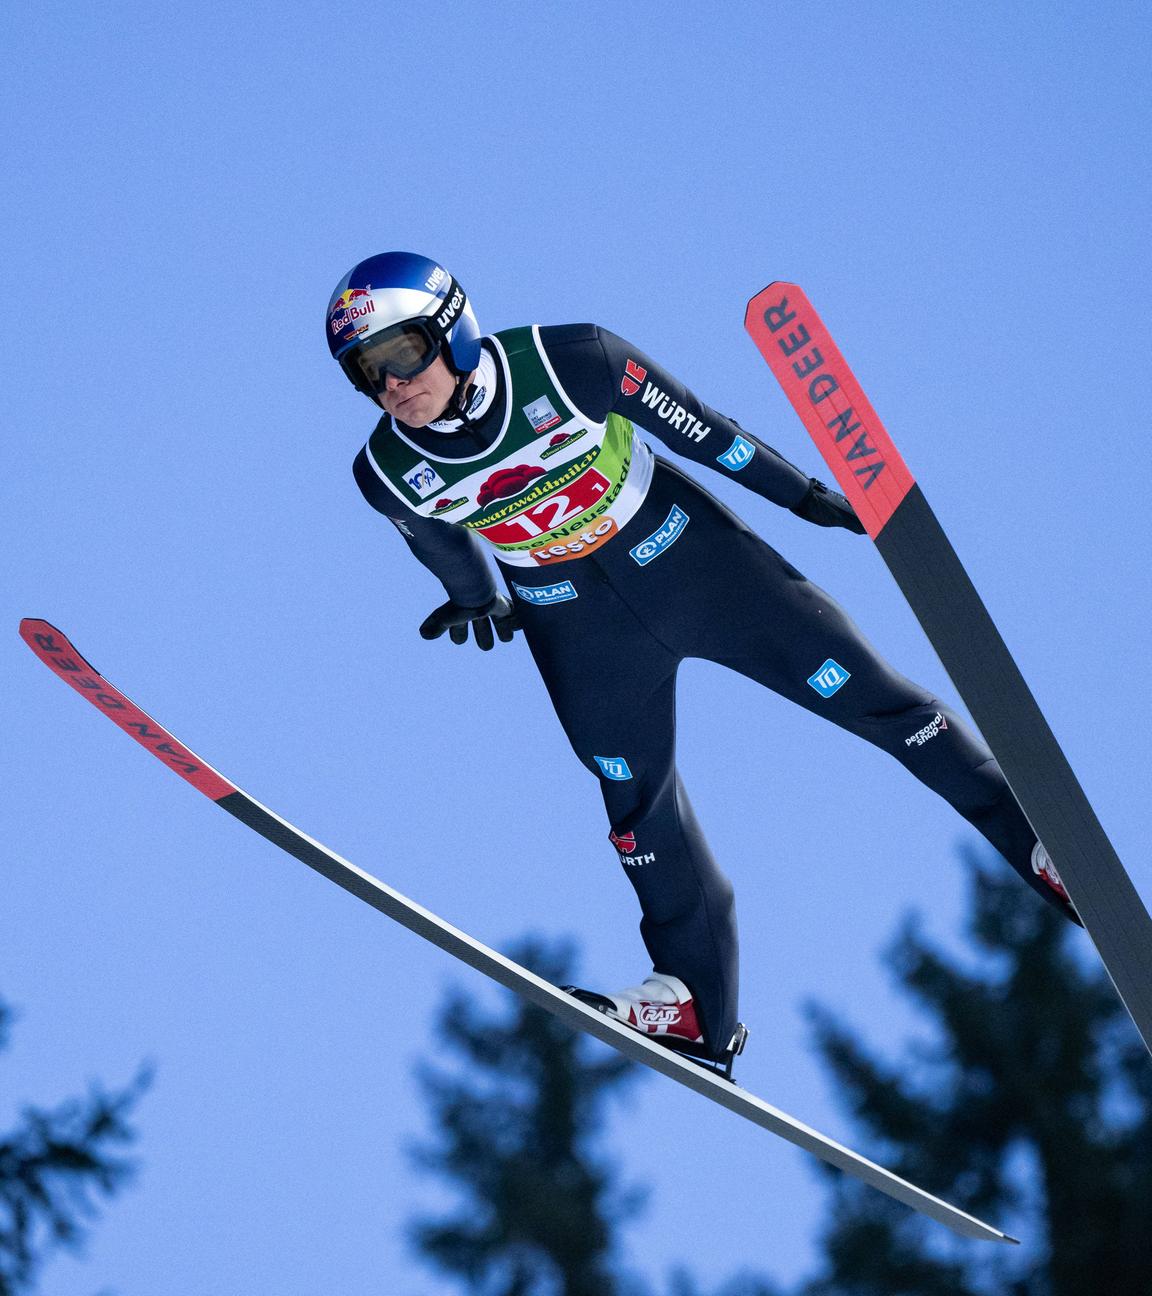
left=905, top=711, right=948, bottom=747
left=512, top=580, right=578, bottom=606
left=594, top=755, right=633, bottom=781
left=807, top=659, right=851, bottom=698
left=629, top=505, right=689, bottom=567
left=716, top=434, right=756, bottom=472
left=404, top=461, right=447, bottom=499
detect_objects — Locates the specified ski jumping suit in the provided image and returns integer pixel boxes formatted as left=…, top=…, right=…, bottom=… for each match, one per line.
left=353, top=324, right=1063, bottom=1057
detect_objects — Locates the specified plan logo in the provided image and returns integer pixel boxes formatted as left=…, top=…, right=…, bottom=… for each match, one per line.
left=807, top=659, right=851, bottom=698
left=523, top=396, right=562, bottom=434
left=404, top=461, right=447, bottom=499
left=594, top=755, right=633, bottom=781
left=629, top=505, right=689, bottom=566
left=511, top=580, right=578, bottom=606
left=716, top=434, right=756, bottom=472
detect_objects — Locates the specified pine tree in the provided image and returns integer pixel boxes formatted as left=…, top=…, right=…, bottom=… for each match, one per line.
left=409, top=938, right=786, bottom=1296
left=792, top=845, right=1152, bottom=1296
left=0, top=998, right=149, bottom=1295
left=408, top=936, right=647, bottom=1296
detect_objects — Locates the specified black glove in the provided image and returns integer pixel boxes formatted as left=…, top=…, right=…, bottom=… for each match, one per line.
left=418, top=594, right=521, bottom=651
left=789, top=479, right=866, bottom=534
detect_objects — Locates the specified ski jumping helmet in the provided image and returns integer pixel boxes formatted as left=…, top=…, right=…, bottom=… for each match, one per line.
left=326, top=251, right=482, bottom=410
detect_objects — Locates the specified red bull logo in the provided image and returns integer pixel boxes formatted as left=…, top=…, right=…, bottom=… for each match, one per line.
left=329, top=286, right=376, bottom=336
left=330, top=285, right=373, bottom=313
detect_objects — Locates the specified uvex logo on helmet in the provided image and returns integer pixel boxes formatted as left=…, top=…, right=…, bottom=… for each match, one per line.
left=436, top=284, right=465, bottom=331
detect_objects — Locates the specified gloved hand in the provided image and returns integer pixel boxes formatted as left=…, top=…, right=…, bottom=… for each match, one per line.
left=789, top=479, right=866, bottom=534
left=419, top=594, right=521, bottom=651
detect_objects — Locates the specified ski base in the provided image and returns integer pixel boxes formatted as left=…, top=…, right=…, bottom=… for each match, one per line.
left=19, top=618, right=1017, bottom=1245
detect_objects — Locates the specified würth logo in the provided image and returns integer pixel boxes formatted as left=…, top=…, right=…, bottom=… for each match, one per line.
left=621, top=359, right=647, bottom=397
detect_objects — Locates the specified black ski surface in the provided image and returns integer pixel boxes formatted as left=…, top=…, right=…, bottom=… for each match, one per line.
left=20, top=617, right=1015, bottom=1243
left=745, top=283, right=1152, bottom=1060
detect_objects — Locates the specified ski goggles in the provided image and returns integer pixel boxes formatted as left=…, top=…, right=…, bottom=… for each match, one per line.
left=342, top=319, right=442, bottom=395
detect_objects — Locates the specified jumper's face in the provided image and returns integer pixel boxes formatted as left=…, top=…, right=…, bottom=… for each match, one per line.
left=375, top=353, right=458, bottom=427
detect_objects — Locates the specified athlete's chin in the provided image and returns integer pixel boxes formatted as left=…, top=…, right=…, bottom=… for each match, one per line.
left=386, top=393, right=430, bottom=424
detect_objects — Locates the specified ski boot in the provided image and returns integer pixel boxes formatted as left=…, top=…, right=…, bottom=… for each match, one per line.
left=1032, top=842, right=1082, bottom=923
left=562, top=972, right=749, bottom=1080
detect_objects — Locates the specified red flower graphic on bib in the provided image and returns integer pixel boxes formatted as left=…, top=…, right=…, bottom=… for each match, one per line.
left=477, top=464, right=546, bottom=509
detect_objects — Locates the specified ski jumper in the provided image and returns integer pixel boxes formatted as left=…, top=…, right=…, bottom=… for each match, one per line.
left=353, top=324, right=1064, bottom=1057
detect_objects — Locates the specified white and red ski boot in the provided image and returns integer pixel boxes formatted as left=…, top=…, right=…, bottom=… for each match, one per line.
left=1032, top=842, right=1081, bottom=921
left=562, top=972, right=748, bottom=1078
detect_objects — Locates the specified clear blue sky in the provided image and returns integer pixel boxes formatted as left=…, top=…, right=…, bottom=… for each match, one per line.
left=4, top=3, right=1150, bottom=1291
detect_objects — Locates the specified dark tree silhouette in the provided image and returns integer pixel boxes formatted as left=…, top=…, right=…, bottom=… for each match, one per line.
left=408, top=936, right=647, bottom=1296
left=409, top=937, right=788, bottom=1295
left=0, top=998, right=149, bottom=1295
left=791, top=844, right=1152, bottom=1296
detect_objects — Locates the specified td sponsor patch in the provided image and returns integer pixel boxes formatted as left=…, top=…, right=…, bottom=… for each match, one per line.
left=594, top=755, right=633, bottom=781
left=807, top=659, right=851, bottom=698
left=716, top=434, right=756, bottom=472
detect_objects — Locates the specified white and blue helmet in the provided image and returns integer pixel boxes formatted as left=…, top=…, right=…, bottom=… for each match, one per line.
left=327, top=251, right=482, bottom=403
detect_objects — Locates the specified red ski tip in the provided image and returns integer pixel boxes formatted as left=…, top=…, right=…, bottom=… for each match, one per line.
left=744, top=282, right=916, bottom=538
left=19, top=619, right=236, bottom=802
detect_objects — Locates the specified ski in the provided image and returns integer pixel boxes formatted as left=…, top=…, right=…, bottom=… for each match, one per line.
left=745, top=283, right=1152, bottom=1060
left=20, top=618, right=1014, bottom=1244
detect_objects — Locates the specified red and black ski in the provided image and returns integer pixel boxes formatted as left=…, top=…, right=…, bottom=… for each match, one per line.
left=745, top=283, right=1152, bottom=1059
left=20, top=617, right=1015, bottom=1242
